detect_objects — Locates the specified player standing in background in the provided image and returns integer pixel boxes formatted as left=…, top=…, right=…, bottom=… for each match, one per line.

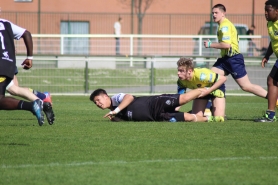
left=203, top=4, right=271, bottom=106
left=114, top=17, right=122, bottom=55
left=176, top=57, right=226, bottom=121
left=254, top=0, right=278, bottom=122
left=0, top=19, right=44, bottom=125
left=90, top=88, right=216, bottom=122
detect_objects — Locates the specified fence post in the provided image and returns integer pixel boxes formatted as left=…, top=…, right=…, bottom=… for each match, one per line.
left=198, top=36, right=203, bottom=56
left=130, top=35, right=133, bottom=67
left=85, top=60, right=89, bottom=94
left=61, top=36, right=64, bottom=55
left=150, top=60, right=154, bottom=94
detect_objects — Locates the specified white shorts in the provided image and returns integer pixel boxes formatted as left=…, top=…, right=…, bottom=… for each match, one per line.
left=6, top=80, right=14, bottom=90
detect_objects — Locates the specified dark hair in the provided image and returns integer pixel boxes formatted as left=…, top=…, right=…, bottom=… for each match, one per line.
left=213, top=4, right=226, bottom=12
left=90, top=88, right=108, bottom=101
left=265, top=0, right=278, bottom=9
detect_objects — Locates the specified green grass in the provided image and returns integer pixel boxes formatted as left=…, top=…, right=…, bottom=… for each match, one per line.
left=0, top=96, right=278, bottom=185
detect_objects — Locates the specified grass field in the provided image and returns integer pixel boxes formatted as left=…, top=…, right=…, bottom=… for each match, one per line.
left=1, top=95, right=278, bottom=185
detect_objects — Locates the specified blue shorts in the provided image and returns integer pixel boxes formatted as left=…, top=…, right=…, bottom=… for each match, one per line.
left=213, top=54, right=247, bottom=79
left=274, top=59, right=278, bottom=69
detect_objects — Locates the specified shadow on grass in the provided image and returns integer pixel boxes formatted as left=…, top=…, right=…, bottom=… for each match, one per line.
left=225, top=117, right=257, bottom=122
left=0, top=143, right=30, bottom=146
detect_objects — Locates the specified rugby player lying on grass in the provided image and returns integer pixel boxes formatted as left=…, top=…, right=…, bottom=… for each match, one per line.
left=90, top=88, right=224, bottom=122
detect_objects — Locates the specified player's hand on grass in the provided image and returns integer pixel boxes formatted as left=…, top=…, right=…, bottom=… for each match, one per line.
left=104, top=111, right=116, bottom=120
left=22, top=59, right=33, bottom=70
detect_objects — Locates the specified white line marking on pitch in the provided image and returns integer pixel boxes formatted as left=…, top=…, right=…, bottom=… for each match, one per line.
left=1, top=156, right=277, bottom=169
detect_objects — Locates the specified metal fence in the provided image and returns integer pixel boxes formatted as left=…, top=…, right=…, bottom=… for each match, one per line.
left=15, top=55, right=271, bottom=95
left=14, top=34, right=268, bottom=57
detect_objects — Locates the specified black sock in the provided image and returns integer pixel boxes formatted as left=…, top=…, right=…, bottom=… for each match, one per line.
left=17, top=100, right=33, bottom=111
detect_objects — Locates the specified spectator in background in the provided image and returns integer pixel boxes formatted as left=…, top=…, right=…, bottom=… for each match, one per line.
left=246, top=24, right=256, bottom=56
left=114, top=17, right=122, bottom=55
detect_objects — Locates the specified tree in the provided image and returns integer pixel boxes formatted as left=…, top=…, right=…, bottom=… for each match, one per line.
left=118, top=0, right=154, bottom=55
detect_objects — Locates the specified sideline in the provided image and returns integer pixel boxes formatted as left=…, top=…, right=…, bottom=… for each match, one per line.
left=2, top=156, right=277, bottom=169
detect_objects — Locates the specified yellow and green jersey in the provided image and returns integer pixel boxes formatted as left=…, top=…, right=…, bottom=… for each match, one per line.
left=267, top=20, right=278, bottom=58
left=177, top=68, right=219, bottom=94
left=217, top=18, right=240, bottom=57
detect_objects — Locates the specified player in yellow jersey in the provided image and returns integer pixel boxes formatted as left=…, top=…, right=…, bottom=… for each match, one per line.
left=203, top=4, right=271, bottom=117
left=176, top=58, right=226, bottom=121
left=255, top=0, right=278, bottom=122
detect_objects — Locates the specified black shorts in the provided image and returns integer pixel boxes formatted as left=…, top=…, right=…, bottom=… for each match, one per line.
left=125, top=94, right=185, bottom=122
left=0, top=76, right=12, bottom=96
left=15, top=66, right=18, bottom=75
left=269, top=65, right=278, bottom=82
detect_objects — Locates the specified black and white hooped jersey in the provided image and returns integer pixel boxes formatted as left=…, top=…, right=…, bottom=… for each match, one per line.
left=0, top=19, right=25, bottom=78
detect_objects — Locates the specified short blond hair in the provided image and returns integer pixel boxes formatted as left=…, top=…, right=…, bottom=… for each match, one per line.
left=177, top=57, right=194, bottom=70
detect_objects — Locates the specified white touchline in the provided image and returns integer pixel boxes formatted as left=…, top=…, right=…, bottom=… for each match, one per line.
left=1, top=156, right=277, bottom=169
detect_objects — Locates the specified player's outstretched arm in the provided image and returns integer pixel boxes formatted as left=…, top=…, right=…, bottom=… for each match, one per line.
left=204, top=39, right=230, bottom=49
left=200, top=75, right=227, bottom=97
left=179, top=88, right=206, bottom=105
left=104, top=94, right=134, bottom=118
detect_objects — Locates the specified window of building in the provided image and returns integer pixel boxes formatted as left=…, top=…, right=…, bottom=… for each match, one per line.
left=60, top=21, right=89, bottom=55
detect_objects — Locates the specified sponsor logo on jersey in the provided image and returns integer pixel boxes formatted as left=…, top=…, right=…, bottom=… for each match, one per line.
left=221, top=26, right=228, bottom=33
left=222, top=36, right=230, bottom=41
left=209, top=74, right=213, bottom=82
left=165, top=100, right=171, bottom=105
left=274, top=30, right=278, bottom=36
left=200, top=73, right=206, bottom=81
left=127, top=111, right=133, bottom=120
left=2, top=51, right=13, bottom=62
left=197, top=84, right=201, bottom=87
